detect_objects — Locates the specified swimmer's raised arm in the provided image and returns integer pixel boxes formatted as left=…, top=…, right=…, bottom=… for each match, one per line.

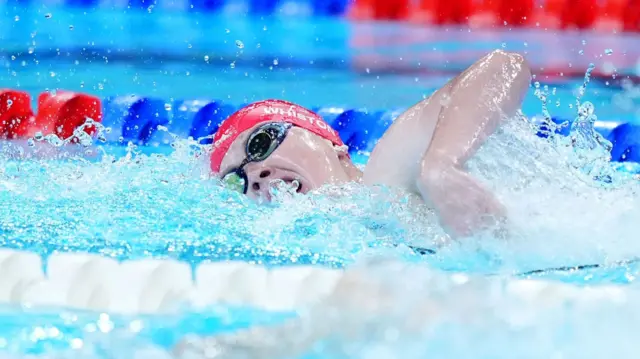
left=423, top=50, right=531, bottom=171
left=417, top=50, right=532, bottom=236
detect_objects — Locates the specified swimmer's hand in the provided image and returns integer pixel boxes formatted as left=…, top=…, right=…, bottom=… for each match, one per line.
left=418, top=166, right=507, bottom=238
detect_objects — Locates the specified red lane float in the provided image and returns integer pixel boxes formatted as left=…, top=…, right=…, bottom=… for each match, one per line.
left=0, top=89, right=102, bottom=143
left=349, top=0, right=640, bottom=32
left=0, top=90, right=34, bottom=139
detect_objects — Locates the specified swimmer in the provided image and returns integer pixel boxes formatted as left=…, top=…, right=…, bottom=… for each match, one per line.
left=173, top=49, right=531, bottom=358
left=210, top=49, right=531, bottom=237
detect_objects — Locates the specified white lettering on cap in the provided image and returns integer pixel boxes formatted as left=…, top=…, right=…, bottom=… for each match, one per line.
left=263, top=106, right=336, bottom=137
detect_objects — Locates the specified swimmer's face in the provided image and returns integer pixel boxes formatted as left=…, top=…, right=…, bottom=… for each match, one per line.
left=218, top=123, right=355, bottom=201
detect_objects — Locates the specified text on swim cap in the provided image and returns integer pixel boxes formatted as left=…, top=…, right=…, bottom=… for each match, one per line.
left=263, top=106, right=338, bottom=137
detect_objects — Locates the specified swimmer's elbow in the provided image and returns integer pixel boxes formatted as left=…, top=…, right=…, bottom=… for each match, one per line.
left=488, top=50, right=532, bottom=84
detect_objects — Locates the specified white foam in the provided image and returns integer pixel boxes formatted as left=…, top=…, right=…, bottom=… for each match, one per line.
left=112, top=259, right=194, bottom=314
left=0, top=250, right=45, bottom=304
left=0, top=249, right=344, bottom=314
left=266, top=266, right=342, bottom=310
left=0, top=248, right=632, bottom=321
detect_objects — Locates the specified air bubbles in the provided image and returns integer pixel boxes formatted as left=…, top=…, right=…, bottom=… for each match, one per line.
left=605, top=49, right=613, bottom=56
left=44, top=13, right=52, bottom=19
left=235, top=40, right=244, bottom=49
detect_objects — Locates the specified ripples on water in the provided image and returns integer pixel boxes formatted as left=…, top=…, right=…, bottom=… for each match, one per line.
left=1, top=78, right=640, bottom=356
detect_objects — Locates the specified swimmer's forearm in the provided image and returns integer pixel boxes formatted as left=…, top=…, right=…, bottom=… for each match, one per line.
left=421, top=50, right=531, bottom=173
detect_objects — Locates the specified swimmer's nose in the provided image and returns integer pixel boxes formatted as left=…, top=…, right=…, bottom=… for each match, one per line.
left=245, top=165, right=277, bottom=199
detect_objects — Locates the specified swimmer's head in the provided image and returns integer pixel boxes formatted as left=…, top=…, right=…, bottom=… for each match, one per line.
left=210, top=99, right=361, bottom=200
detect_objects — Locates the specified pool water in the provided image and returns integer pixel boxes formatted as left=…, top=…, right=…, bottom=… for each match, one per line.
left=2, top=3, right=640, bottom=358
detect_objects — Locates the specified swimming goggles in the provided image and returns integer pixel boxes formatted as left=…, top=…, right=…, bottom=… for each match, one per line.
left=221, top=122, right=292, bottom=194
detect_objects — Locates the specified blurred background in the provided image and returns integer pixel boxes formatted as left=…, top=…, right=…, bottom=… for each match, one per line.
left=1, top=0, right=639, bottom=129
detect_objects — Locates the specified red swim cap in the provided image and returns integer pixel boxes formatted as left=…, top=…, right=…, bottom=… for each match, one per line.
left=209, top=99, right=345, bottom=174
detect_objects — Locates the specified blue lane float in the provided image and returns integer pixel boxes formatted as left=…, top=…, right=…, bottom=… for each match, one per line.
left=101, top=96, right=170, bottom=145
left=146, top=99, right=236, bottom=146
left=96, top=95, right=640, bottom=167
left=58, top=0, right=351, bottom=15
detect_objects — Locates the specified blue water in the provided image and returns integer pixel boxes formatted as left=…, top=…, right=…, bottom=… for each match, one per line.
left=2, top=3, right=640, bottom=358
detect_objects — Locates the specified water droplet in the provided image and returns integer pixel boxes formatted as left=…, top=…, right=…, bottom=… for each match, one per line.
left=188, top=44, right=192, bottom=49
left=578, top=101, right=595, bottom=118
left=7, top=99, right=13, bottom=107
left=501, top=42, right=506, bottom=48
left=10, top=56, right=15, bottom=61
left=34, top=132, right=44, bottom=141
left=28, top=47, right=34, bottom=54
left=605, top=48, right=613, bottom=55
left=118, top=136, right=124, bottom=143
left=164, top=103, right=172, bottom=111
left=366, top=68, right=370, bottom=74
left=98, top=83, right=104, bottom=90
left=579, top=50, right=584, bottom=55
left=27, top=138, right=35, bottom=147
left=50, top=72, right=56, bottom=77
left=204, top=55, right=209, bottom=62
left=263, top=25, right=267, bottom=31
left=582, top=40, right=587, bottom=45
left=69, top=25, right=74, bottom=30
left=235, top=40, right=244, bottom=49
left=14, top=16, right=19, bottom=21
left=230, top=61, right=236, bottom=69
left=44, top=13, right=52, bottom=19
left=273, top=59, right=279, bottom=66
left=503, top=21, right=508, bottom=25
left=440, top=93, right=451, bottom=106
left=225, top=29, right=230, bottom=34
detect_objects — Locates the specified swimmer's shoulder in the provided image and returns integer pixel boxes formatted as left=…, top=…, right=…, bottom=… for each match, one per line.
left=362, top=84, right=454, bottom=191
